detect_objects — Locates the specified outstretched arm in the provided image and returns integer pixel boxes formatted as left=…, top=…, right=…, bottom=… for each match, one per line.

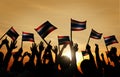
left=3, top=39, right=17, bottom=71
left=30, top=43, right=38, bottom=62
left=0, top=37, right=9, bottom=50
left=95, top=44, right=102, bottom=68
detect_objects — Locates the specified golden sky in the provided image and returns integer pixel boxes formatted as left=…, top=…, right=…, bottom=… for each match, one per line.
left=0, top=0, right=120, bottom=70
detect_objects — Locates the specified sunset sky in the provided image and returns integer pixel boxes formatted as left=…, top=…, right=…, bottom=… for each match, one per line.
left=0, top=0, right=120, bottom=70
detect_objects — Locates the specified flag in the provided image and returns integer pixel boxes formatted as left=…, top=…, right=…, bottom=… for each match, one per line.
left=71, top=19, right=86, bottom=31
left=81, top=50, right=88, bottom=56
left=35, top=21, right=57, bottom=39
left=58, top=36, right=71, bottom=45
left=22, top=32, right=34, bottom=42
left=90, top=29, right=102, bottom=39
left=6, top=27, right=19, bottom=41
left=103, top=35, right=118, bottom=46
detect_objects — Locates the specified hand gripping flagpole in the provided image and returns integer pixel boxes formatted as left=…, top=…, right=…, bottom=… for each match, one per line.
left=42, top=38, right=56, bottom=53
left=86, top=29, right=92, bottom=45
left=82, top=29, right=91, bottom=60
left=103, top=37, right=110, bottom=63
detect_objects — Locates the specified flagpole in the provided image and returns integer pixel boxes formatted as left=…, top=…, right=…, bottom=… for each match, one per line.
left=87, top=36, right=90, bottom=45
left=57, top=36, right=60, bottom=55
left=42, top=38, right=49, bottom=45
left=87, top=29, right=92, bottom=45
left=0, top=32, right=6, bottom=40
left=103, top=37, right=110, bottom=63
left=0, top=27, right=11, bottom=40
left=70, top=20, right=75, bottom=65
left=58, top=44, right=60, bottom=56
left=21, top=34, right=23, bottom=48
left=105, top=45, right=110, bottom=63
left=70, top=26, right=72, bottom=43
left=21, top=40, right=23, bottom=48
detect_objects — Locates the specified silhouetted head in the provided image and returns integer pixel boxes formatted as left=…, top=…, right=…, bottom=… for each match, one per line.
left=81, top=59, right=91, bottom=74
left=80, top=59, right=97, bottom=77
left=59, top=56, right=71, bottom=69
left=110, top=47, right=117, bottom=54
left=108, top=47, right=118, bottom=62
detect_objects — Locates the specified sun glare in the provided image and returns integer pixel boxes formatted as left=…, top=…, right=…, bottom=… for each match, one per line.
left=61, top=45, right=83, bottom=63
left=62, top=50, right=72, bottom=60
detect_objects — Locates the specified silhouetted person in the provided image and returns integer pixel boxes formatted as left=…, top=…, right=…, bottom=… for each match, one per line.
left=42, top=41, right=57, bottom=77
left=0, top=38, right=17, bottom=77
left=81, top=44, right=99, bottom=77
left=10, top=47, right=23, bottom=73
left=106, top=47, right=120, bottom=77
left=72, top=43, right=82, bottom=77
left=95, top=44, right=104, bottom=77
left=35, top=41, right=44, bottom=77
left=22, top=43, right=37, bottom=77
left=58, top=56, right=73, bottom=77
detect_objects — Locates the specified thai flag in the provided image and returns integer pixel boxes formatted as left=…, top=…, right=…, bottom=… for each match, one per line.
left=71, top=19, right=86, bottom=31
left=6, top=27, right=19, bottom=41
left=35, top=21, right=57, bottom=39
left=90, top=29, right=102, bottom=39
left=22, top=32, right=34, bottom=42
left=58, top=36, right=70, bottom=45
left=103, top=35, right=118, bottom=46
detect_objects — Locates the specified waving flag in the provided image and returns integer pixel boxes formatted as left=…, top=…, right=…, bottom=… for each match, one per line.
left=71, top=19, right=86, bottom=31
left=6, top=27, right=19, bottom=41
left=35, top=21, right=57, bottom=39
left=22, top=32, right=34, bottom=42
left=90, top=29, right=102, bottom=39
left=103, top=35, right=118, bottom=46
left=58, top=36, right=70, bottom=45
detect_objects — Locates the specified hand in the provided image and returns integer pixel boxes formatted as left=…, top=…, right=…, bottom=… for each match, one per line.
left=86, top=44, right=91, bottom=50
left=95, top=44, right=99, bottom=53
left=95, top=44, right=98, bottom=47
left=53, top=46, right=58, bottom=55
left=39, top=41, right=44, bottom=52
left=10, top=40, right=17, bottom=49
left=18, top=47, right=23, bottom=54
left=2, top=37, right=9, bottom=45
left=73, top=43, right=78, bottom=52
left=30, top=43, right=37, bottom=54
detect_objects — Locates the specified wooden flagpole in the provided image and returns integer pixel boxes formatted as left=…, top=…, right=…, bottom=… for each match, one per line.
left=0, top=32, right=6, bottom=40
left=70, top=26, right=73, bottom=43
left=103, top=37, right=110, bottom=63
left=42, top=38, right=56, bottom=52
left=86, top=29, right=92, bottom=45
left=57, top=36, right=60, bottom=55
left=21, top=32, right=23, bottom=48
left=87, top=35, right=91, bottom=45
left=105, top=45, right=110, bottom=63
left=21, top=40, right=23, bottom=48
left=42, top=38, right=49, bottom=45
left=0, top=27, right=11, bottom=40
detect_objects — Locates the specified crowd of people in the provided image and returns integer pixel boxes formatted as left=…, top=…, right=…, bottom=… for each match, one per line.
left=0, top=37, right=120, bottom=77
